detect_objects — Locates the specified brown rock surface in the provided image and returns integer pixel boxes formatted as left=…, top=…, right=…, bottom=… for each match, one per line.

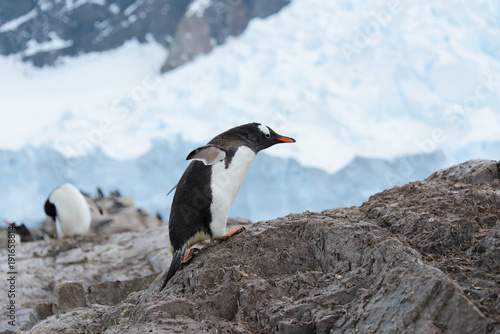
left=57, top=282, right=86, bottom=313
left=1, top=160, right=499, bottom=333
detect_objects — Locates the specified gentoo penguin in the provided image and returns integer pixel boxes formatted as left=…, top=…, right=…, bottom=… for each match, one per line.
left=160, top=122, right=295, bottom=290
left=5, top=221, right=34, bottom=242
left=44, top=183, right=91, bottom=238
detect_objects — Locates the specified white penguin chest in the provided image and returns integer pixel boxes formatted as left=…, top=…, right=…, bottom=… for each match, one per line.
left=209, top=146, right=255, bottom=237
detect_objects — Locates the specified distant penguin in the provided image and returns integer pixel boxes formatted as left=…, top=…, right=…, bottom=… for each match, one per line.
left=96, top=187, right=105, bottom=199
left=44, top=183, right=92, bottom=238
left=160, top=122, right=295, bottom=290
left=5, top=221, right=34, bottom=242
left=110, top=189, right=122, bottom=198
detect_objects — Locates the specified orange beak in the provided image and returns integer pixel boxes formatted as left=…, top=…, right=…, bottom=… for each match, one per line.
left=276, top=137, right=296, bottom=143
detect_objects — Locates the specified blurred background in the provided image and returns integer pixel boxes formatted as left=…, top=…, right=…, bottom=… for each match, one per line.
left=0, top=0, right=499, bottom=228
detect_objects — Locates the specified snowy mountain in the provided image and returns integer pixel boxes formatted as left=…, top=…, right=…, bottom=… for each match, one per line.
left=1, top=0, right=499, bottom=227
left=0, top=0, right=289, bottom=71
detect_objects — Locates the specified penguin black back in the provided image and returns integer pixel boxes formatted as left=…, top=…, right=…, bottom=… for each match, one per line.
left=160, top=161, right=213, bottom=290
left=160, top=123, right=295, bottom=290
left=169, top=161, right=213, bottom=250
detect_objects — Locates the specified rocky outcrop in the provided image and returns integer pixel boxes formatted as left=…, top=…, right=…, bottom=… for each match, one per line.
left=0, top=0, right=290, bottom=72
left=0, top=0, right=189, bottom=66
left=161, top=0, right=291, bottom=72
left=1, top=160, right=499, bottom=333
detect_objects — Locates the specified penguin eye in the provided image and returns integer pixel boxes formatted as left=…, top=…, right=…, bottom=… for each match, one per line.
left=265, top=133, right=271, bottom=139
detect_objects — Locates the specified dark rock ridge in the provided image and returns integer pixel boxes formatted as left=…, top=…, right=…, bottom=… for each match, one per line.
left=0, top=0, right=290, bottom=72
left=1, top=159, right=499, bottom=333
left=161, top=0, right=291, bottom=72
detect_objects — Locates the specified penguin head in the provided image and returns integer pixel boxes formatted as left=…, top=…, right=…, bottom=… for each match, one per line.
left=233, top=123, right=296, bottom=153
left=188, top=123, right=296, bottom=165
left=5, top=221, right=23, bottom=228
left=5, top=221, right=34, bottom=242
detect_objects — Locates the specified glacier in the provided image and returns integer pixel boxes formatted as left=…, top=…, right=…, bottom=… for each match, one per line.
left=1, top=0, right=500, bottom=227
left=2, top=139, right=499, bottom=229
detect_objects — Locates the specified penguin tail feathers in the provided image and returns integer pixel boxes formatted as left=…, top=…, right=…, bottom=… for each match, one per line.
left=159, top=249, right=183, bottom=291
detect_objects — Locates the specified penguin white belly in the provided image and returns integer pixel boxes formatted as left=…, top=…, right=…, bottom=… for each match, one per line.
left=50, top=184, right=91, bottom=238
left=210, top=146, right=255, bottom=238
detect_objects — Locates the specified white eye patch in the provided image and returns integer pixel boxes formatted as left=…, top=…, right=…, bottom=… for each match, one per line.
left=258, top=124, right=271, bottom=136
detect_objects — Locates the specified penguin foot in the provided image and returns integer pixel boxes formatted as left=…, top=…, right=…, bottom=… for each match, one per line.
left=221, top=225, right=246, bottom=239
left=182, top=248, right=196, bottom=264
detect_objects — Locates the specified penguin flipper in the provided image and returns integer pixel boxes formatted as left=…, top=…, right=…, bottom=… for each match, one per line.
left=160, top=249, right=183, bottom=291
left=186, top=145, right=226, bottom=166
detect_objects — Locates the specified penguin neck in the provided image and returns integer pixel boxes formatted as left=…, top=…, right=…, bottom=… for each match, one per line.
left=209, top=146, right=256, bottom=237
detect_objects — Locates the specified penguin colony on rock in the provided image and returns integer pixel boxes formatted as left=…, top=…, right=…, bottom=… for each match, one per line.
left=160, top=122, right=295, bottom=290
left=5, top=123, right=295, bottom=293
